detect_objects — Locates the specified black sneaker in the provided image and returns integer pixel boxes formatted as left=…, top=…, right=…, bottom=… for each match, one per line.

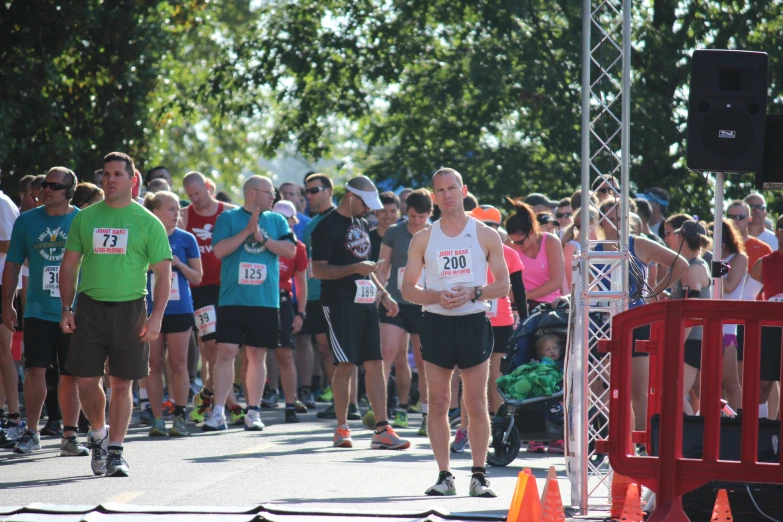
left=40, top=418, right=63, bottom=437
left=106, top=448, right=129, bottom=477
left=285, top=408, right=299, bottom=423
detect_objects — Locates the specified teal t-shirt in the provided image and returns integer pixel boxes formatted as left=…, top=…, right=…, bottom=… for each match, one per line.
left=212, top=208, right=293, bottom=308
left=65, top=201, right=172, bottom=302
left=7, top=206, right=79, bottom=322
left=303, top=210, right=330, bottom=302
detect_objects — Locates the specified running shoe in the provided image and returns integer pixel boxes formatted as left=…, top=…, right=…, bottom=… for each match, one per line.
left=527, top=441, right=546, bottom=453
left=316, top=403, right=336, bottom=419
left=425, top=471, right=456, bottom=496
left=161, top=400, right=175, bottom=418
left=393, top=410, right=409, bottom=428
left=88, top=429, right=109, bottom=476
left=300, top=387, right=316, bottom=409
left=547, top=440, right=565, bottom=454
left=149, top=418, right=167, bottom=437
left=285, top=408, right=300, bottom=423
left=244, top=409, right=265, bottom=431
left=0, top=420, right=26, bottom=449
left=407, top=401, right=422, bottom=413
left=13, top=430, right=41, bottom=454
left=417, top=414, right=428, bottom=437
left=358, top=396, right=370, bottom=409
left=190, top=396, right=212, bottom=423
left=139, top=405, right=155, bottom=425
left=347, top=402, right=361, bottom=421
left=450, top=428, right=469, bottom=453
left=40, top=418, right=63, bottom=437
left=294, top=400, right=308, bottom=414
left=202, top=410, right=227, bottom=432
left=193, top=390, right=205, bottom=409
left=362, top=410, right=375, bottom=429
left=371, top=425, right=410, bottom=450
left=316, top=387, right=333, bottom=402
left=333, top=426, right=352, bottom=448
left=469, top=474, right=497, bottom=497
left=132, top=391, right=140, bottom=407
left=106, top=447, right=129, bottom=477
left=60, top=435, right=89, bottom=456
left=262, top=390, right=279, bottom=408
left=448, top=408, right=461, bottom=427
left=229, top=405, right=246, bottom=425
left=169, top=415, right=189, bottom=437
left=233, top=382, right=245, bottom=402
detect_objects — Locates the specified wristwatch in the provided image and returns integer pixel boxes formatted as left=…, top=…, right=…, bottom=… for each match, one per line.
left=472, top=287, right=483, bottom=303
left=259, top=231, right=270, bottom=246
left=61, top=306, right=74, bottom=313
left=295, top=311, right=307, bottom=320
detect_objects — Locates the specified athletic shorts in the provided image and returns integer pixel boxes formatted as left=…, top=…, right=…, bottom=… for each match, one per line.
left=303, top=300, right=328, bottom=335
left=278, top=291, right=295, bottom=348
left=631, top=325, right=651, bottom=358
left=420, top=311, right=493, bottom=370
left=23, top=317, right=72, bottom=374
left=322, top=299, right=382, bottom=366
left=66, top=294, right=149, bottom=380
left=191, top=284, right=220, bottom=341
left=491, top=325, right=515, bottom=355
left=736, top=325, right=782, bottom=381
left=161, top=313, right=195, bottom=335
left=216, top=306, right=280, bottom=348
left=379, top=303, right=423, bottom=334
left=684, top=338, right=703, bottom=370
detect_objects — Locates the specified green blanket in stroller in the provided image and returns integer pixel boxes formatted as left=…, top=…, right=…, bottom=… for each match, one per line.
left=496, top=357, right=563, bottom=401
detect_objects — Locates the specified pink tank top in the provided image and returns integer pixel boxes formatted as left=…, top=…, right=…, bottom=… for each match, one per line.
left=514, top=233, right=561, bottom=304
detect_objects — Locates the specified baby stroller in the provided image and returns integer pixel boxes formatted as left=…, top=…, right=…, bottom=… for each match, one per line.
left=487, top=300, right=569, bottom=467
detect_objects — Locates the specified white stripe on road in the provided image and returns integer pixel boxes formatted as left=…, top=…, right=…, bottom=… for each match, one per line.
left=104, top=491, right=144, bottom=503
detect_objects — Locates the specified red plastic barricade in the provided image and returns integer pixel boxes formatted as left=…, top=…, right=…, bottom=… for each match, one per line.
left=597, top=300, right=783, bottom=522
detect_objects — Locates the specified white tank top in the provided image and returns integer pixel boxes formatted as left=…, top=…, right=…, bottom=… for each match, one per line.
left=722, top=253, right=745, bottom=335
left=423, top=217, right=489, bottom=316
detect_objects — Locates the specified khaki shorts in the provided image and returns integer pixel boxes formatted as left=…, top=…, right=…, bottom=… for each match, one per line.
left=66, top=294, right=150, bottom=380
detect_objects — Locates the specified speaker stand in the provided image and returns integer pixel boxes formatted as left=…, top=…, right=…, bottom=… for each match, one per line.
left=712, top=171, right=725, bottom=298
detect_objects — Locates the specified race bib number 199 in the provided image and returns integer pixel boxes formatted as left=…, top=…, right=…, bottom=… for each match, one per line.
left=354, top=280, right=376, bottom=304
left=93, top=228, right=128, bottom=254
left=436, top=248, right=473, bottom=283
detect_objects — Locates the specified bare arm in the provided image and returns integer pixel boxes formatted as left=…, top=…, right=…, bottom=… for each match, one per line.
left=562, top=241, right=578, bottom=292
left=401, top=229, right=442, bottom=306
left=59, top=250, right=83, bottom=333
left=174, top=255, right=202, bottom=286
left=0, top=240, right=9, bottom=254
left=1, top=261, right=20, bottom=310
left=260, top=236, right=296, bottom=259
left=526, top=234, right=564, bottom=300
left=179, top=208, right=189, bottom=230
left=214, top=208, right=259, bottom=260
left=311, top=260, right=365, bottom=280
left=723, top=253, right=747, bottom=295
left=635, top=236, right=690, bottom=296
left=294, top=269, right=307, bottom=314
left=376, top=243, right=393, bottom=288
left=750, top=257, right=763, bottom=283
left=149, top=260, right=172, bottom=319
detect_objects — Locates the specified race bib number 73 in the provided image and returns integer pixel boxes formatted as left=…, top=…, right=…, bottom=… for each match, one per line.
left=93, top=228, right=128, bottom=254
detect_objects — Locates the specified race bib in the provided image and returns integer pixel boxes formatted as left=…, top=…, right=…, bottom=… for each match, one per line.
left=93, top=228, right=128, bottom=254
left=436, top=248, right=474, bottom=283
left=194, top=305, right=217, bottom=336
left=239, top=262, right=266, bottom=285
left=354, top=280, right=376, bottom=304
left=487, top=299, right=498, bottom=318
left=152, top=273, right=180, bottom=301
left=43, top=266, right=60, bottom=297
left=770, top=293, right=783, bottom=302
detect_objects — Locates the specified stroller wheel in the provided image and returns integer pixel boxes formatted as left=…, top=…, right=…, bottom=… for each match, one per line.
left=487, top=417, right=521, bottom=467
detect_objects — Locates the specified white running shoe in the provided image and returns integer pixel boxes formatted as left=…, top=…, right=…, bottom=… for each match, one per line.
left=202, top=410, right=227, bottom=432
left=244, top=409, right=265, bottom=431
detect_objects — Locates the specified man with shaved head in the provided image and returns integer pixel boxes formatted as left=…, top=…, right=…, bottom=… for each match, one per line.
left=204, top=175, right=296, bottom=432
left=311, top=175, right=410, bottom=451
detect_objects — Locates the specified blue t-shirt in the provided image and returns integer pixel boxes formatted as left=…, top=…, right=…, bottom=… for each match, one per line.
left=146, top=228, right=200, bottom=315
left=7, top=206, right=79, bottom=322
left=303, top=209, right=331, bottom=302
left=212, top=208, right=293, bottom=308
left=293, top=212, right=310, bottom=242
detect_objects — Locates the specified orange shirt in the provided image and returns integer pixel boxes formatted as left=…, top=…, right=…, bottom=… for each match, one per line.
left=746, top=236, right=772, bottom=271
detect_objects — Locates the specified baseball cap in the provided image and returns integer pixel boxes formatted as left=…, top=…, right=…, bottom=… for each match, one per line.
left=524, top=193, right=557, bottom=209
left=273, top=200, right=297, bottom=218
left=346, top=183, right=383, bottom=210
left=469, top=205, right=503, bottom=226
left=537, top=212, right=558, bottom=227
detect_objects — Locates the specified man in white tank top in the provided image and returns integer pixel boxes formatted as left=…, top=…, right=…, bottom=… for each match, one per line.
left=402, top=168, right=509, bottom=498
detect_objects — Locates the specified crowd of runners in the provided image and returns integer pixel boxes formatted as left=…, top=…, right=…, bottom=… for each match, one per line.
left=0, top=155, right=781, bottom=498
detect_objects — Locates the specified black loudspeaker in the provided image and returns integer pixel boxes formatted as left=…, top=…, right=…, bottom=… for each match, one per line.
left=756, top=114, right=783, bottom=190
left=687, top=49, right=768, bottom=173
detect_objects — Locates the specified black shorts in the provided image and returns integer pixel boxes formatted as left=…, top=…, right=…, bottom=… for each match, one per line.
left=66, top=294, right=149, bottom=380
left=632, top=325, right=651, bottom=358
left=684, top=338, right=703, bottom=370
left=278, top=292, right=295, bottom=348
left=23, top=317, right=72, bottom=374
left=191, top=284, right=220, bottom=341
left=303, top=300, right=328, bottom=335
left=161, top=313, right=195, bottom=334
left=491, top=325, right=515, bottom=355
left=216, top=306, right=280, bottom=348
left=420, top=311, right=493, bottom=370
left=322, top=301, right=381, bottom=366
left=379, top=303, right=423, bottom=334
left=736, top=325, right=782, bottom=381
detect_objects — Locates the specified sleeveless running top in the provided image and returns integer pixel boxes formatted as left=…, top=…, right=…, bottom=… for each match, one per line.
left=672, top=257, right=711, bottom=340
left=515, top=233, right=561, bottom=303
left=423, top=217, right=488, bottom=316
left=761, top=250, right=783, bottom=301
left=722, top=253, right=745, bottom=335
left=186, top=202, right=225, bottom=287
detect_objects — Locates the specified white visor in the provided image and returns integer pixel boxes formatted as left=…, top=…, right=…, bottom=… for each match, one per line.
left=345, top=184, right=383, bottom=211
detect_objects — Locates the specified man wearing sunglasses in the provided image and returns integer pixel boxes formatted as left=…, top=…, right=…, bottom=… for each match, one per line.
left=744, top=193, right=778, bottom=250
left=2, top=167, right=89, bottom=457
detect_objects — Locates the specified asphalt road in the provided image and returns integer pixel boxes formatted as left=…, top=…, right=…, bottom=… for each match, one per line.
left=0, top=404, right=576, bottom=519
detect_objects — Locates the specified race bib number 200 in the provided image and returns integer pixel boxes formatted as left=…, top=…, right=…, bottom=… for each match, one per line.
left=93, top=228, right=128, bottom=254
left=436, top=248, right=473, bottom=283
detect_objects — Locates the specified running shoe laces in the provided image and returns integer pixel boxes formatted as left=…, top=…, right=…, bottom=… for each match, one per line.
left=469, top=474, right=498, bottom=498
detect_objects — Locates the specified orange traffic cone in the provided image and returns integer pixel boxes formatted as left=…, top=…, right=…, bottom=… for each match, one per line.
left=507, top=469, right=540, bottom=522
left=539, top=466, right=566, bottom=521
left=611, top=470, right=633, bottom=518
left=619, top=483, right=643, bottom=522
left=711, top=489, right=733, bottom=521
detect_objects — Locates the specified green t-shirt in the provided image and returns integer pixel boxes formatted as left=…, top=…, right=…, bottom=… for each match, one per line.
left=65, top=201, right=172, bottom=302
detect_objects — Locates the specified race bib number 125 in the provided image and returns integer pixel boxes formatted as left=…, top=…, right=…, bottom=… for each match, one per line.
left=239, top=262, right=267, bottom=285
left=93, top=228, right=129, bottom=254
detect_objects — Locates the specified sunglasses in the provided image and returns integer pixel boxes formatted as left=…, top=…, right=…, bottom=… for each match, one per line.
left=727, top=214, right=748, bottom=221
left=510, top=232, right=530, bottom=246
left=305, top=186, right=328, bottom=195
left=749, top=204, right=767, bottom=211
left=41, top=181, right=70, bottom=191
left=556, top=212, right=573, bottom=219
